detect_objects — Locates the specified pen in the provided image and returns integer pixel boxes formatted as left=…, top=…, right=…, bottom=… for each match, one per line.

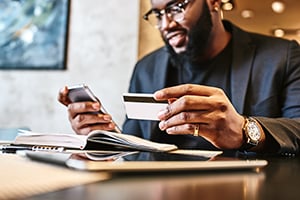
left=0, top=145, right=32, bottom=152
left=0, top=145, right=64, bottom=153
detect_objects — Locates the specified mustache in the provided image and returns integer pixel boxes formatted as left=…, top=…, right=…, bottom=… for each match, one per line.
left=164, top=1, right=212, bottom=63
left=161, top=27, right=187, bottom=41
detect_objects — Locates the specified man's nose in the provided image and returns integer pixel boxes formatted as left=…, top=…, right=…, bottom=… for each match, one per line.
left=160, top=13, right=173, bottom=30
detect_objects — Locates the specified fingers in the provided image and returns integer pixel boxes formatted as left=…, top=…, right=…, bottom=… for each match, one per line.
left=162, top=123, right=203, bottom=135
left=68, top=101, right=101, bottom=119
left=154, top=84, right=245, bottom=149
left=59, top=85, right=119, bottom=135
left=158, top=104, right=245, bottom=149
left=69, top=112, right=116, bottom=135
left=154, top=84, right=221, bottom=100
left=72, top=120, right=117, bottom=135
left=58, top=86, right=71, bottom=106
left=159, top=110, right=211, bottom=131
left=155, top=84, right=228, bottom=122
left=157, top=94, right=221, bottom=121
left=67, top=100, right=117, bottom=135
left=162, top=123, right=214, bottom=144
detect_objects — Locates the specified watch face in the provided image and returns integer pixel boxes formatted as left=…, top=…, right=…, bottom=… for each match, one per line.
left=247, top=121, right=261, bottom=141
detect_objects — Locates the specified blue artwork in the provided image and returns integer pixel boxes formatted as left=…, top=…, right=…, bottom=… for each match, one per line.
left=0, top=0, right=69, bottom=69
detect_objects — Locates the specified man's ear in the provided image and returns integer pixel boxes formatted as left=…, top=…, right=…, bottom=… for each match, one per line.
left=206, top=0, right=221, bottom=13
left=206, top=0, right=221, bottom=11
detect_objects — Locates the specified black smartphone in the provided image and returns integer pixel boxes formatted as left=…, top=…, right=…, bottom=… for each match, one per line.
left=68, top=84, right=99, bottom=103
left=67, top=84, right=122, bottom=133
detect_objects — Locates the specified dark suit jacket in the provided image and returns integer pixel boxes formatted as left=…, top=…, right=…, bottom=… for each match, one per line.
left=123, top=21, right=300, bottom=156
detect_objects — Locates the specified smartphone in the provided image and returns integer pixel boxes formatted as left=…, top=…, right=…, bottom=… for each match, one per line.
left=68, top=84, right=99, bottom=103
left=67, top=84, right=122, bottom=133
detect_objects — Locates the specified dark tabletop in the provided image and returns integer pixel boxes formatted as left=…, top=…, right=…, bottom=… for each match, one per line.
left=23, top=152, right=300, bottom=200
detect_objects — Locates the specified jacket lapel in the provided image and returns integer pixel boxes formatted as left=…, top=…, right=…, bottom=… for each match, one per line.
left=146, top=48, right=170, bottom=136
left=152, top=47, right=170, bottom=91
left=230, top=25, right=256, bottom=114
left=149, top=23, right=256, bottom=115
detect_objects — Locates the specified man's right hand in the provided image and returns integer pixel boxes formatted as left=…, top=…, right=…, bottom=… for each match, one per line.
left=57, top=86, right=117, bottom=135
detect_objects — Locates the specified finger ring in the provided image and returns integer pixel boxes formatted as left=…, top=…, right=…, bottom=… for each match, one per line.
left=193, top=124, right=200, bottom=137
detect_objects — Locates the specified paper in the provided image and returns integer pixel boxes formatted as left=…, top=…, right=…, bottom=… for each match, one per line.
left=14, top=130, right=178, bottom=152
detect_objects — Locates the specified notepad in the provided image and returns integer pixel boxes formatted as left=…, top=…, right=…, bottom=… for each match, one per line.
left=13, top=130, right=178, bottom=152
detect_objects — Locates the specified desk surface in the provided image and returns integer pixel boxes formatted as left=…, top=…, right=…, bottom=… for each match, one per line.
left=22, top=154, right=300, bottom=200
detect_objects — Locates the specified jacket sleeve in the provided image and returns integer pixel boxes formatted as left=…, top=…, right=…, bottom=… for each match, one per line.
left=256, top=41, right=300, bottom=156
left=256, top=117, right=300, bottom=156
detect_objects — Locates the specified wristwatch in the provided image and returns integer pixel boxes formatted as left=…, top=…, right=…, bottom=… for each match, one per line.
left=240, top=117, right=263, bottom=150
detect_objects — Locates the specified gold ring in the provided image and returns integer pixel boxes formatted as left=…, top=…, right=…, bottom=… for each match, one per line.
left=193, top=124, right=200, bottom=137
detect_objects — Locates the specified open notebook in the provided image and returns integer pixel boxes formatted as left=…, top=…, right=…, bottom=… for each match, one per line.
left=13, top=129, right=178, bottom=152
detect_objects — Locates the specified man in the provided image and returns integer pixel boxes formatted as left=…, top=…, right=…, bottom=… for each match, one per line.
left=58, top=0, right=300, bottom=156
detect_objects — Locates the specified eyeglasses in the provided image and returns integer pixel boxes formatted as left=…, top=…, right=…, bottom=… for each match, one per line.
left=143, top=0, right=191, bottom=29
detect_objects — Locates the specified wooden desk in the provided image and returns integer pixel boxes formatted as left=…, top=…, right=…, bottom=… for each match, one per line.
left=0, top=154, right=110, bottom=200
left=22, top=155, right=300, bottom=200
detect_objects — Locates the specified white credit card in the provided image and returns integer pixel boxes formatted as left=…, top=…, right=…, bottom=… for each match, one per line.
left=123, top=93, right=168, bottom=121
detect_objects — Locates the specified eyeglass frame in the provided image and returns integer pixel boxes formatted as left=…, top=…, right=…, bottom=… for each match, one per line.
left=143, top=0, right=192, bottom=29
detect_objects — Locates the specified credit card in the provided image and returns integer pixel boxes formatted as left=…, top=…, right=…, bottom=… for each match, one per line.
left=123, top=93, right=168, bottom=121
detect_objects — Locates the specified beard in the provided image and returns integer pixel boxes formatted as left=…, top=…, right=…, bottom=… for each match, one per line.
left=163, top=1, right=213, bottom=65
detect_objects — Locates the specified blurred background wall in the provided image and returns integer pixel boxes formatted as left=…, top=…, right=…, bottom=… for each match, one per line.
left=0, top=0, right=139, bottom=133
left=1, top=0, right=299, bottom=133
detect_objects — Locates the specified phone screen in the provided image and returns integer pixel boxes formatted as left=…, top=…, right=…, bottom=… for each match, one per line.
left=68, top=84, right=98, bottom=103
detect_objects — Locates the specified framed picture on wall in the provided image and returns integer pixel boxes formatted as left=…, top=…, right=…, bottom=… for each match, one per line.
left=0, top=0, right=70, bottom=70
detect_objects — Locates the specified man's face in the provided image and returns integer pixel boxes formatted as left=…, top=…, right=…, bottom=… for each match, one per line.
left=150, top=0, right=212, bottom=58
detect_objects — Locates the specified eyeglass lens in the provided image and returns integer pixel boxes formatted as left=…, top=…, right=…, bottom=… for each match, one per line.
left=144, top=0, right=190, bottom=28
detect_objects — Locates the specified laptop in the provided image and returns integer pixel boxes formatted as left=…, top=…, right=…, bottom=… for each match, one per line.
left=24, top=150, right=268, bottom=172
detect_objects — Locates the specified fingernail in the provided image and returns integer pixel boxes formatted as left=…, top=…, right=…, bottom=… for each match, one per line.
left=157, top=109, right=168, bottom=117
left=92, top=103, right=100, bottom=110
left=108, top=123, right=115, bottom=129
left=159, top=121, right=166, bottom=130
left=154, top=91, right=163, bottom=98
left=104, top=115, right=112, bottom=121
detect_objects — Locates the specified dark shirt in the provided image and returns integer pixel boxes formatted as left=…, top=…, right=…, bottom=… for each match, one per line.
left=167, top=40, right=233, bottom=99
left=149, top=41, right=233, bottom=150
